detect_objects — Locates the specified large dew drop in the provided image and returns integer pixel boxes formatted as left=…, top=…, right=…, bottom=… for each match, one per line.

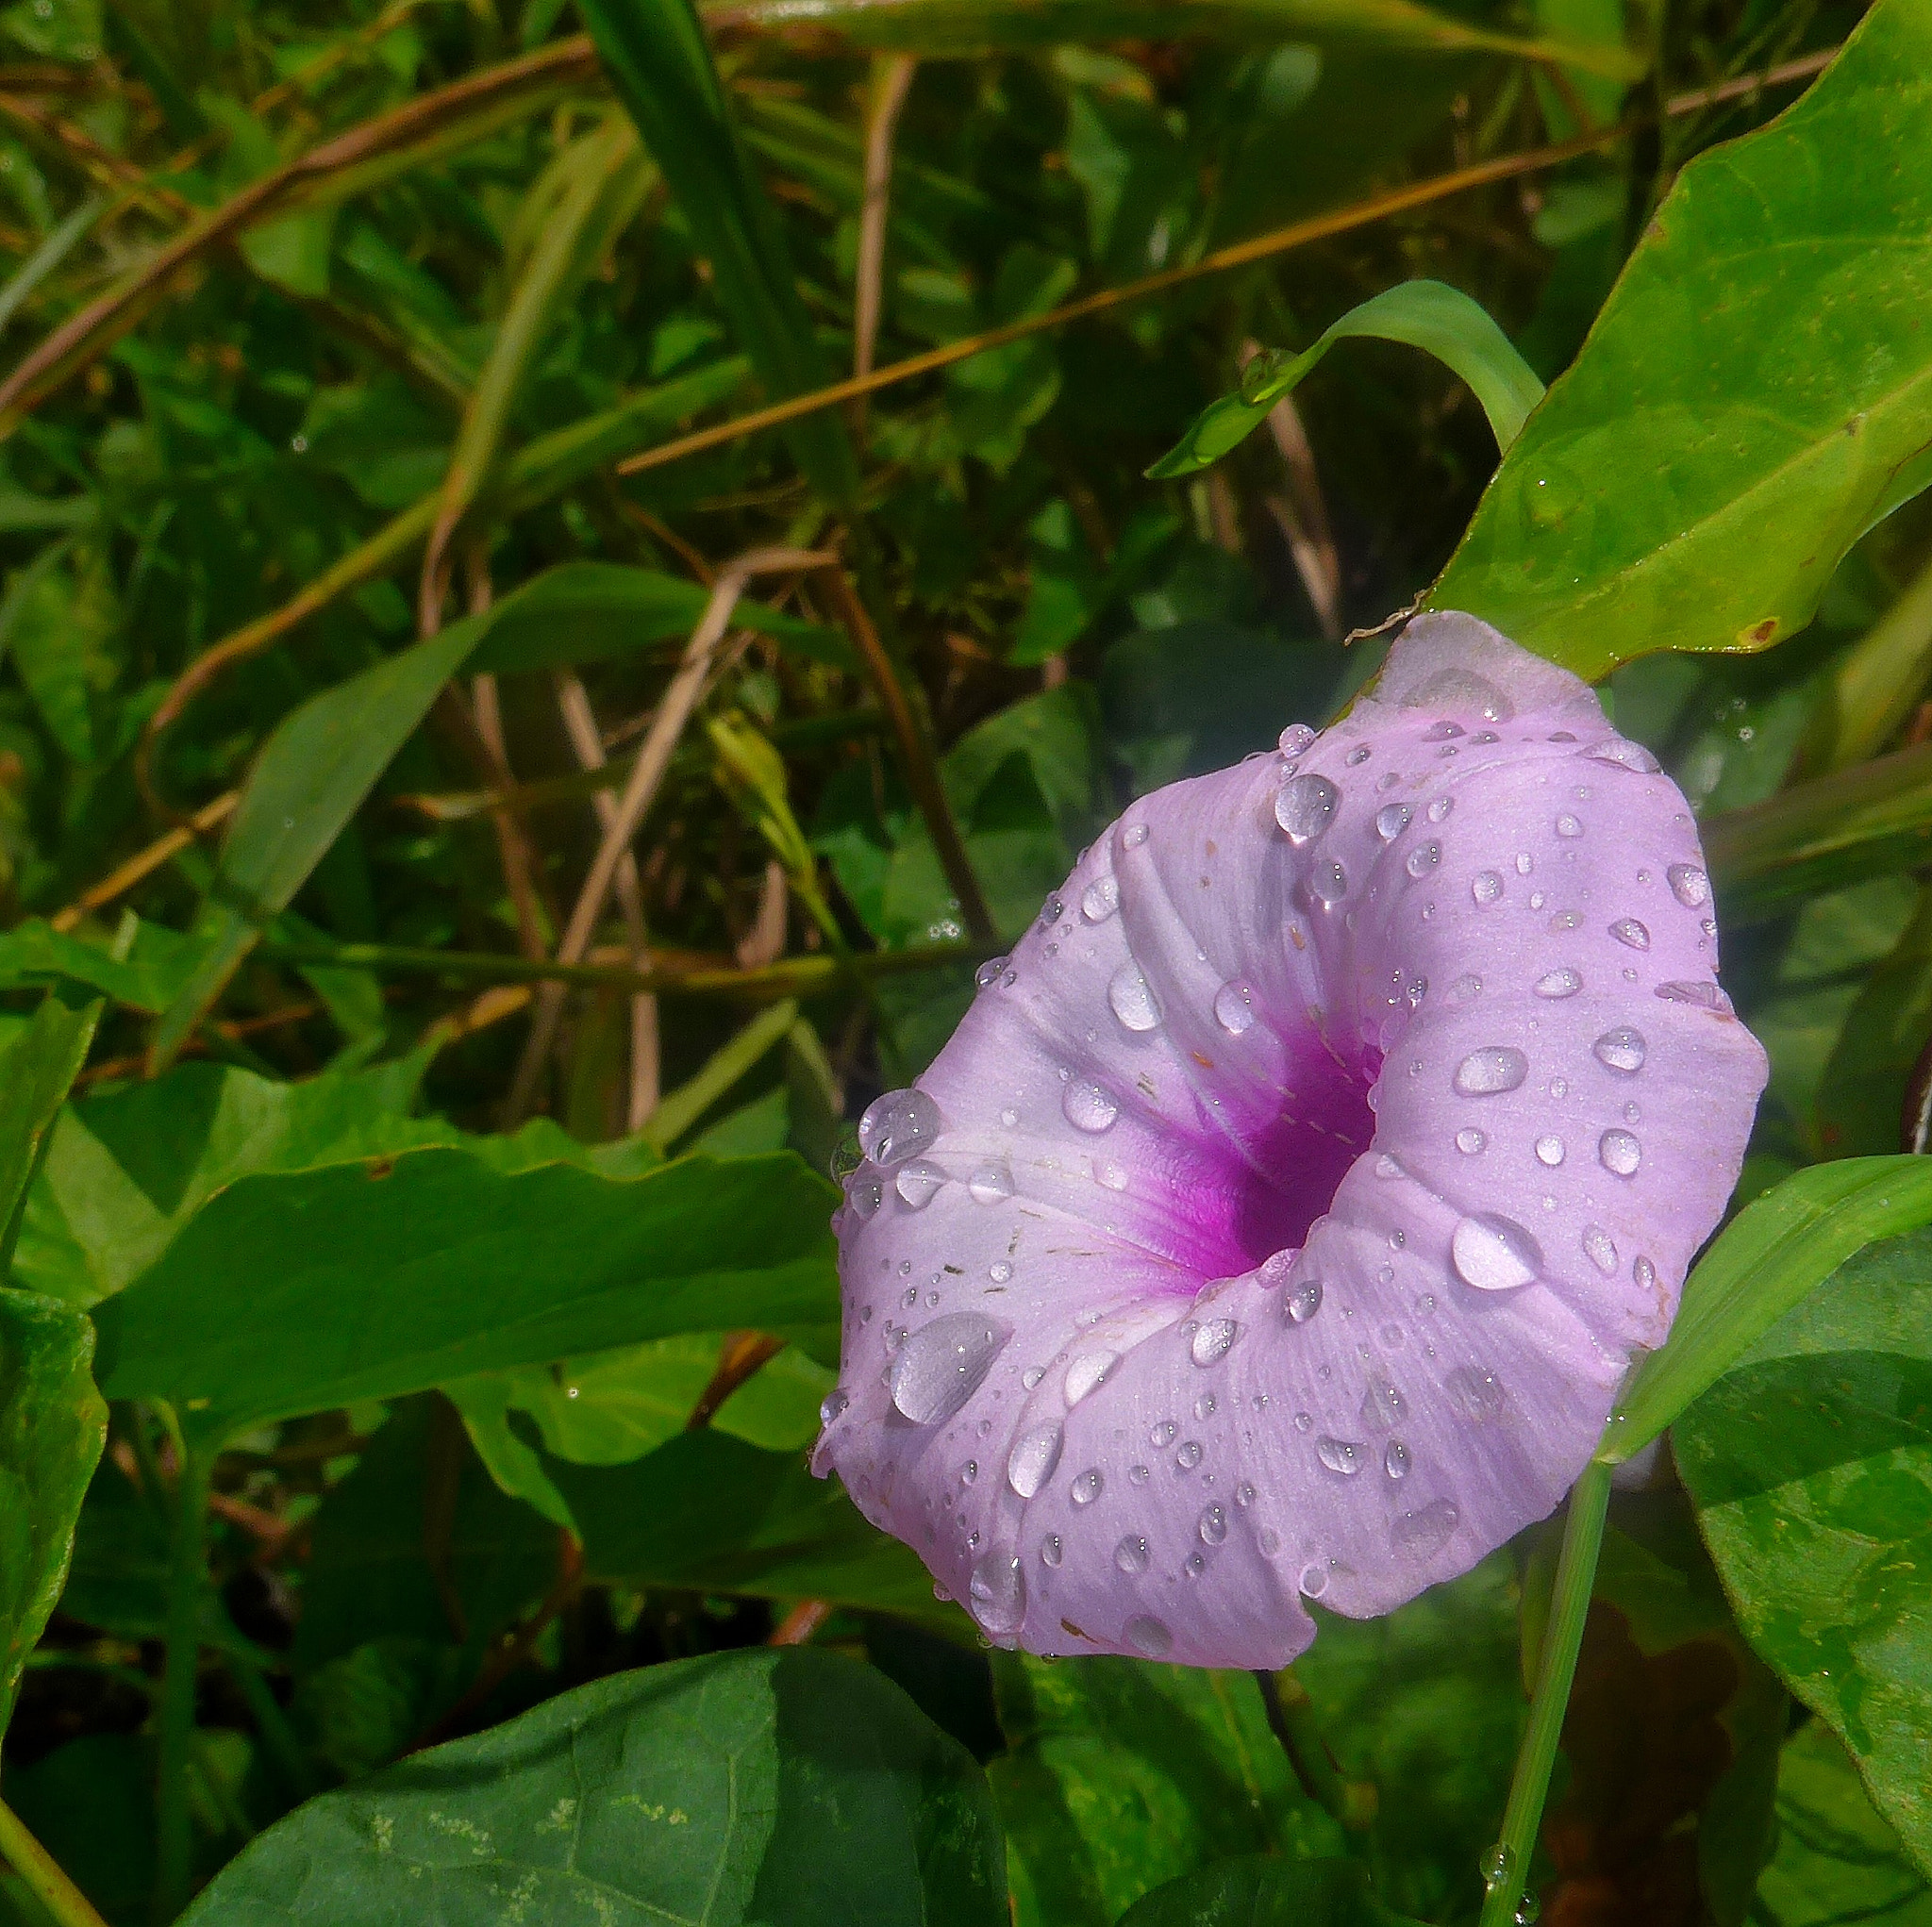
left=1454, top=1045, right=1528, bottom=1097
left=1393, top=1498, right=1460, bottom=1559
left=1599, top=1128, right=1642, bottom=1176
left=1668, top=863, right=1710, bottom=907
left=1108, top=962, right=1162, bottom=1033
left=1275, top=772, right=1339, bottom=844
left=1213, top=980, right=1257, bottom=1036
left=1190, top=1319, right=1240, bottom=1366
left=1451, top=1214, right=1543, bottom=1292
left=859, top=1088, right=941, bottom=1167
left=1007, top=1422, right=1065, bottom=1498
left=1592, top=1026, right=1646, bottom=1073
left=894, top=1159, right=947, bottom=1208
left=1064, top=1350, right=1117, bottom=1405
left=1316, top=1436, right=1366, bottom=1476
left=1534, top=968, right=1582, bottom=1000
left=890, top=1314, right=1009, bottom=1425
left=968, top=1547, right=1026, bottom=1639
left=1081, top=874, right=1120, bottom=922
left=1063, top=1079, right=1120, bottom=1133
left=968, top=1160, right=1013, bottom=1204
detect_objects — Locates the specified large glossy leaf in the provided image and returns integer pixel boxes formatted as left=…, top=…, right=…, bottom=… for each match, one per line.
left=181, top=1649, right=1008, bottom=1925
left=91, top=1147, right=838, bottom=1439
left=1605, top=1156, right=1932, bottom=1464
left=578, top=0, right=858, bottom=502
left=1677, top=1226, right=1932, bottom=1873
left=0, top=1288, right=106, bottom=1730
left=1752, top=1720, right=1932, bottom=1926
left=1115, top=1856, right=1424, bottom=1927
left=1429, top=1, right=1932, bottom=675
left=989, top=1651, right=1343, bottom=1926
left=1148, top=280, right=1543, bottom=478
left=150, top=561, right=837, bottom=1067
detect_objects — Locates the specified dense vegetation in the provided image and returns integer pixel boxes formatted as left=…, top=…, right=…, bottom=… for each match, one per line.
left=0, top=0, right=1927, bottom=1922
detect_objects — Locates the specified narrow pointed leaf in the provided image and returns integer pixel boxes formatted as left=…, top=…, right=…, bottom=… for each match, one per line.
left=1148, top=281, right=1543, bottom=478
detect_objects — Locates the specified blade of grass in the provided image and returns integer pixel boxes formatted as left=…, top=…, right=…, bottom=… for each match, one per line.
left=641, top=998, right=800, bottom=1150
left=575, top=0, right=861, bottom=505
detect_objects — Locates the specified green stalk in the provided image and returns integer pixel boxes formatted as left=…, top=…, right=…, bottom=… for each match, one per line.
left=0, top=1799, right=111, bottom=1927
left=1255, top=1668, right=1377, bottom=1835
left=1476, top=1459, right=1612, bottom=1927
left=152, top=1437, right=214, bottom=1926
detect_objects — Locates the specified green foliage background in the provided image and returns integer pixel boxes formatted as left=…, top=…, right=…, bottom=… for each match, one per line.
left=0, top=0, right=1927, bottom=1922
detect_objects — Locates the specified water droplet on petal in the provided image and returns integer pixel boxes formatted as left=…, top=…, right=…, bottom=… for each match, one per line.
left=1556, top=813, right=1583, bottom=838
left=990, top=1260, right=1013, bottom=1284
left=1384, top=1440, right=1410, bottom=1481
left=1065, top=1351, right=1118, bottom=1405
left=1451, top=1214, right=1543, bottom=1291
left=974, top=955, right=1008, bottom=989
left=1007, top=1422, right=1065, bottom=1498
left=1447, top=1367, right=1506, bottom=1423
left=1275, top=773, right=1339, bottom=843
left=1456, top=1127, right=1487, bottom=1155
left=1668, top=863, right=1710, bottom=907
left=1041, top=892, right=1065, bottom=925
left=1405, top=840, right=1442, bottom=878
left=1310, top=859, right=1348, bottom=904
left=1535, top=968, right=1582, bottom=999
left=1454, top=1045, right=1528, bottom=1096
left=1108, top=961, right=1162, bottom=1033
left=1634, top=1254, right=1657, bottom=1290
left=1114, top=1535, right=1151, bottom=1574
left=1534, top=1135, right=1565, bottom=1168
left=1287, top=1278, right=1324, bottom=1322
left=859, top=1088, right=942, bottom=1166
left=1198, top=1504, right=1227, bottom=1545
left=1063, top=1079, right=1120, bottom=1132
left=895, top=1159, right=947, bottom=1207
left=1150, top=1420, right=1177, bottom=1447
left=1592, top=1026, right=1646, bottom=1073
left=1299, top=1562, right=1328, bottom=1598
left=1657, top=979, right=1730, bottom=1011
left=1041, top=1534, right=1063, bottom=1568
left=1213, top=980, right=1257, bottom=1035
left=849, top=1172, right=884, bottom=1219
left=1609, top=917, right=1652, bottom=951
left=1599, top=1129, right=1642, bottom=1177
left=1428, top=795, right=1454, bottom=822
left=1081, top=874, right=1120, bottom=922
left=1278, top=722, right=1317, bottom=756
left=1375, top=803, right=1413, bottom=841
left=969, top=1160, right=1014, bottom=1204
left=1423, top=720, right=1465, bottom=741
left=1395, top=1498, right=1460, bottom=1558
left=820, top=1388, right=850, bottom=1427
left=1071, top=1470, right=1103, bottom=1505
left=968, top=1546, right=1025, bottom=1638
left=1125, top=1615, right=1172, bottom=1657
left=1317, top=1437, right=1366, bottom=1476
left=891, top=1315, right=1009, bottom=1424
left=1191, top=1319, right=1240, bottom=1366
left=1175, top=1439, right=1204, bottom=1470
left=1472, top=870, right=1505, bottom=905
left=1595, top=738, right=1667, bottom=777
left=1581, top=1224, right=1618, bottom=1273
left=1124, top=823, right=1149, bottom=848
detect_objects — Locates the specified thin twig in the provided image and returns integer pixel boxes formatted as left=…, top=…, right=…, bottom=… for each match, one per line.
left=50, top=790, right=237, bottom=932
left=686, top=1332, right=787, bottom=1430
left=769, top=1599, right=834, bottom=1646
left=506, top=548, right=830, bottom=1120
left=556, top=667, right=660, bottom=1129
left=850, top=53, right=916, bottom=435
left=1252, top=349, right=1341, bottom=641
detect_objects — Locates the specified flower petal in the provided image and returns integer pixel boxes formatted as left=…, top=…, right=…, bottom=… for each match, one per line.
left=815, top=613, right=1767, bottom=1665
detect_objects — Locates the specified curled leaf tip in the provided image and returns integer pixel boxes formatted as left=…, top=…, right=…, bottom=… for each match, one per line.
left=814, top=613, right=1766, bottom=1666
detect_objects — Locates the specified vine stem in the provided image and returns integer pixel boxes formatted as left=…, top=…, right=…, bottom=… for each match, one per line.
left=1477, top=1457, right=1612, bottom=1927
left=153, top=1436, right=214, bottom=1925
left=0, top=1799, right=111, bottom=1927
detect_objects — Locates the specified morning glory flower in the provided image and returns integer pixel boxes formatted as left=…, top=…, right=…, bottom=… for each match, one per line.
left=813, top=613, right=1767, bottom=1666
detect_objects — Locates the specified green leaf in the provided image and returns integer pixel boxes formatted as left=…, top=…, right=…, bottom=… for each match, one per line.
left=552, top=1429, right=960, bottom=1634
left=1115, top=1856, right=1425, bottom=1927
left=1429, top=1, right=1932, bottom=675
left=91, top=1147, right=837, bottom=1439
left=1148, top=281, right=1543, bottom=479
left=151, top=561, right=840, bottom=1066
left=1751, top=1720, right=1932, bottom=1925
left=1291, top=1554, right=1524, bottom=1922
left=577, top=0, right=859, bottom=502
left=988, top=1653, right=1343, bottom=1926
left=1604, top=1156, right=1932, bottom=1465
left=181, top=1648, right=1008, bottom=1925
left=1677, top=1225, right=1932, bottom=1874
left=0, top=993, right=99, bottom=1271
left=1817, top=884, right=1932, bottom=1158
left=0, top=1288, right=106, bottom=1730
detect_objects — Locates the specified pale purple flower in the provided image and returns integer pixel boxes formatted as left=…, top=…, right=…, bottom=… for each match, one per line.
left=813, top=614, right=1766, bottom=1667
